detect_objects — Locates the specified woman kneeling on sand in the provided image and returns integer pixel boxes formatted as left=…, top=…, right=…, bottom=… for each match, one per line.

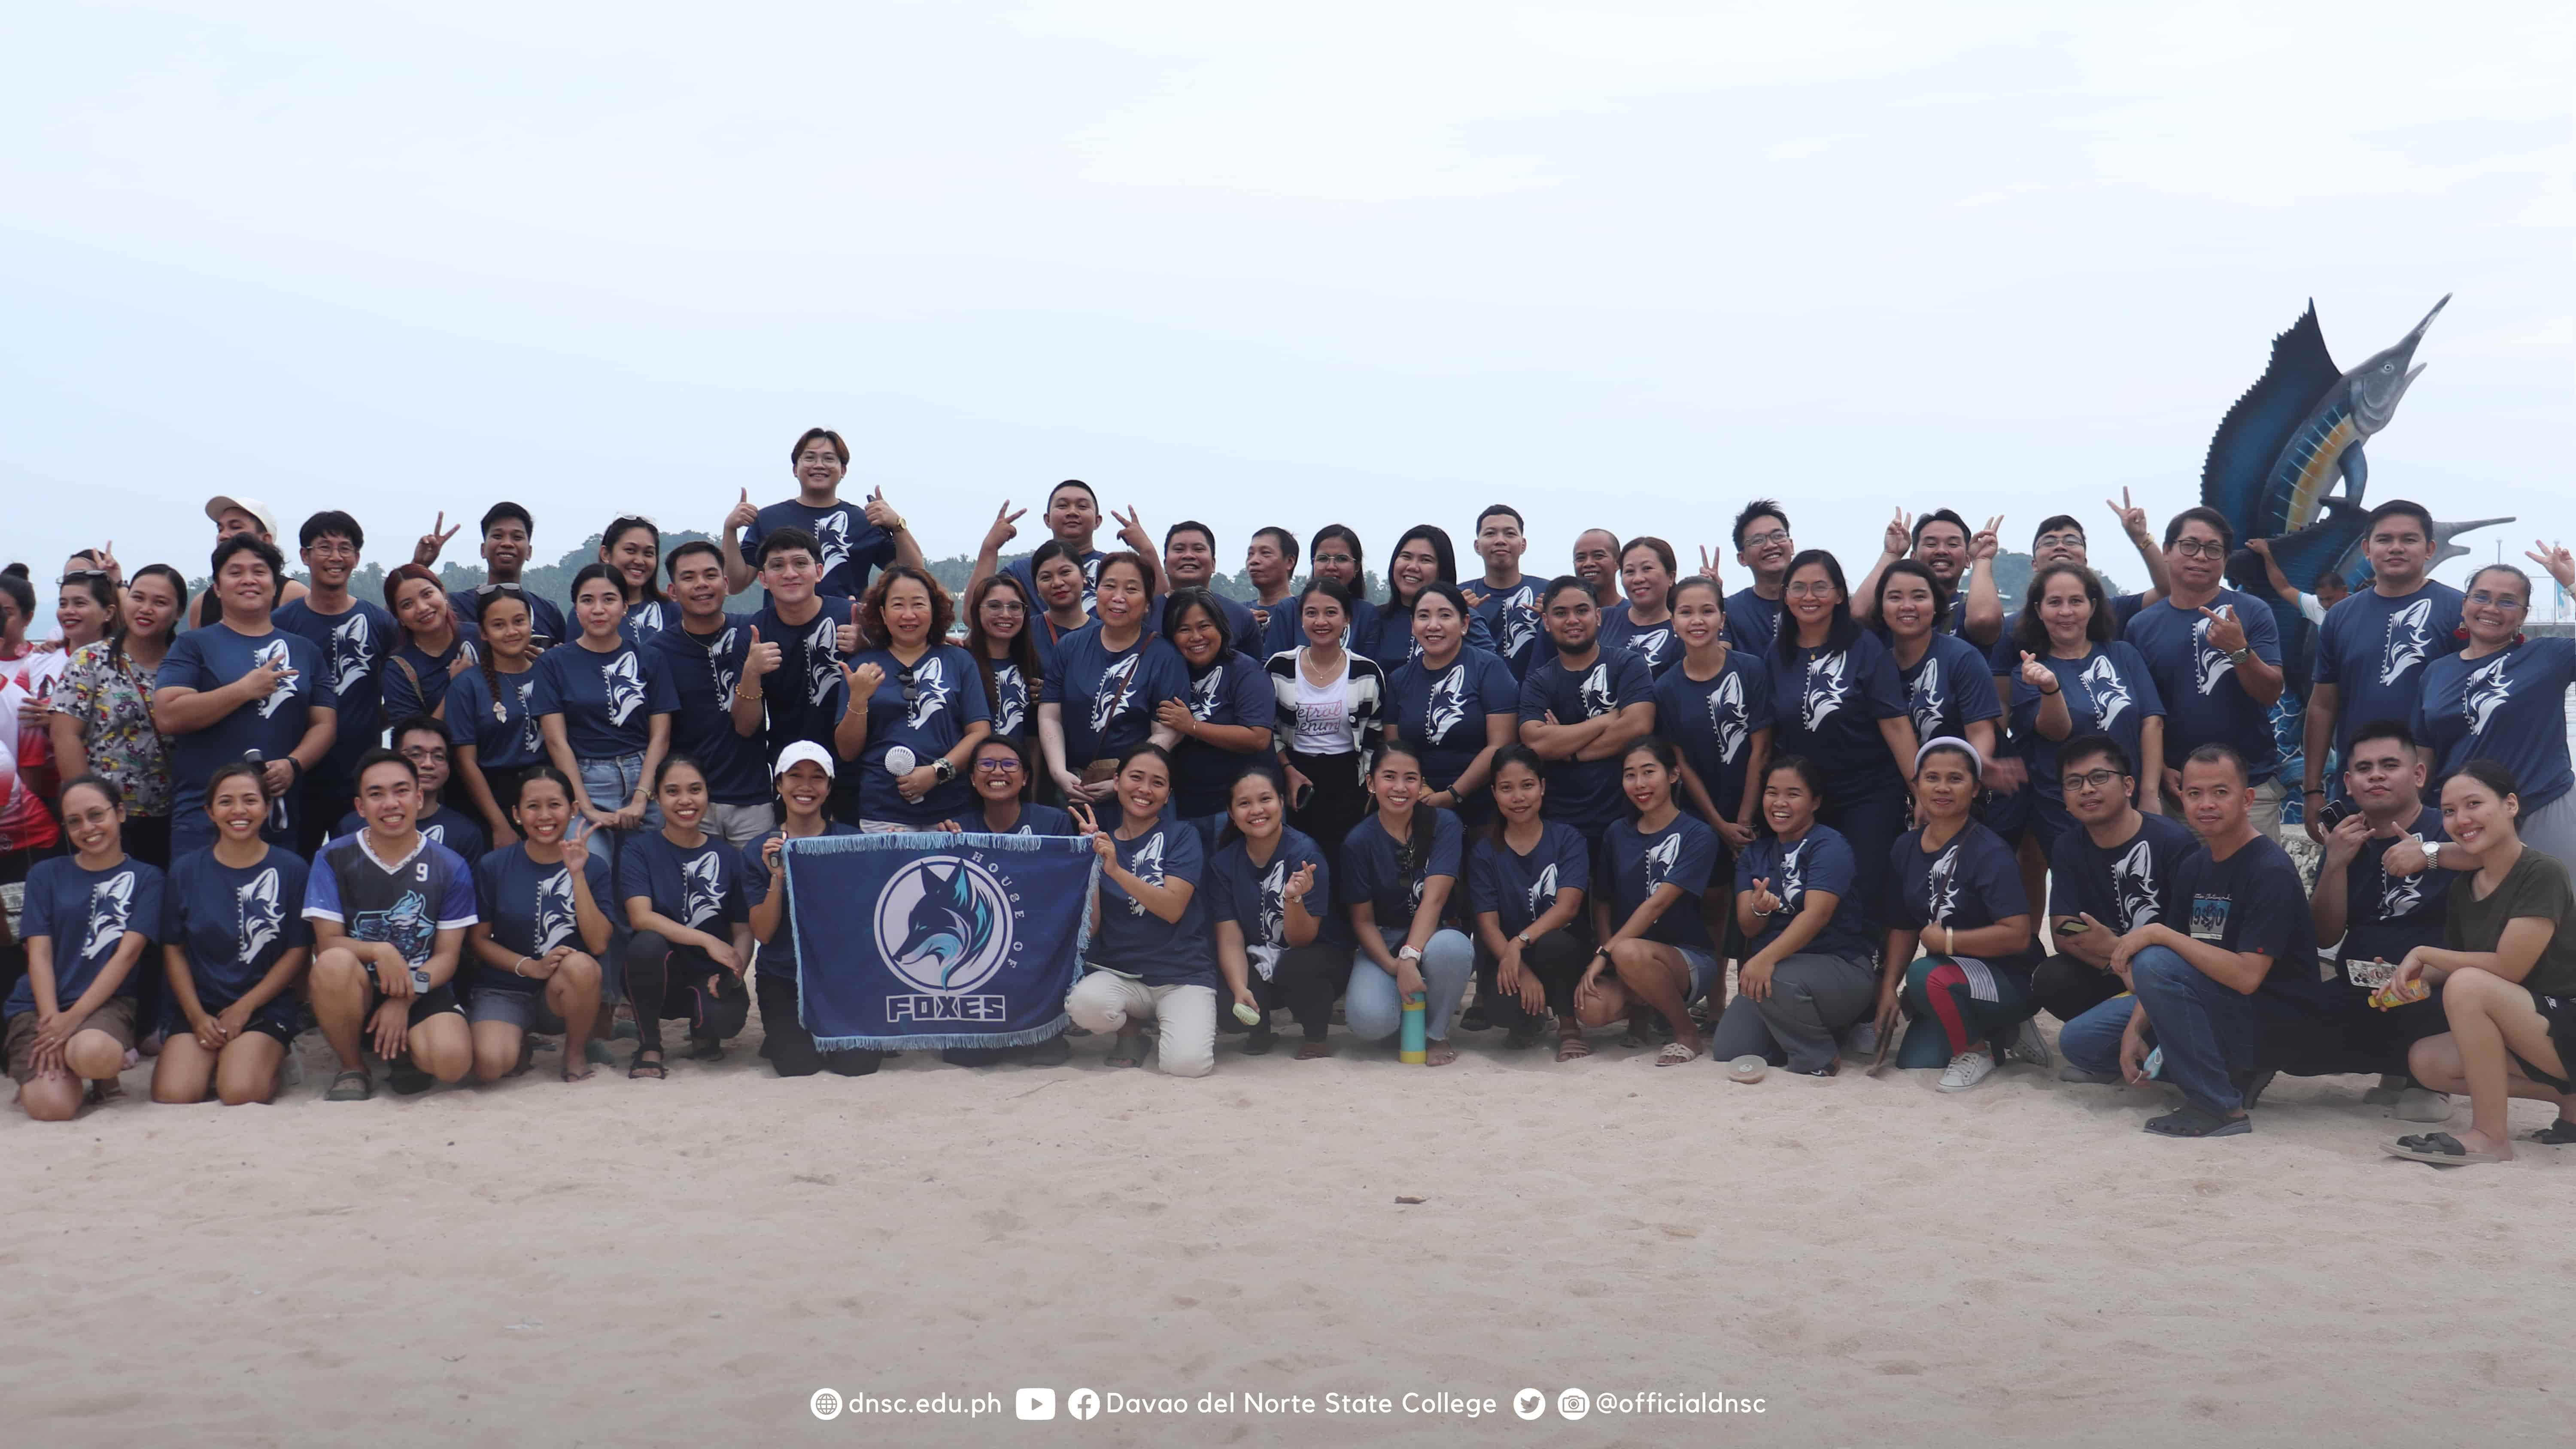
left=152, top=763, right=310, bottom=1106
left=1578, top=738, right=1722, bottom=1066
left=2385, top=761, right=2576, bottom=1165
left=465, top=767, right=610, bottom=1083
left=1067, top=745, right=1218, bottom=1076
left=1340, top=745, right=1473, bottom=1064
left=1207, top=762, right=1338, bottom=1058
left=1876, top=737, right=2046, bottom=1092
left=1724, top=756, right=1877, bottom=1078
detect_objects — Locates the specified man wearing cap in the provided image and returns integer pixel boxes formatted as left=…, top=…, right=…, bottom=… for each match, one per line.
left=193, top=496, right=308, bottom=628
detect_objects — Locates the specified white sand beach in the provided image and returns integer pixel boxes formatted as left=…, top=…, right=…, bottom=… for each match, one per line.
left=5, top=1014, right=2568, bottom=1448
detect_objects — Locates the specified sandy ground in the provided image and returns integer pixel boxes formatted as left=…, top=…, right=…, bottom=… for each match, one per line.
left=5, top=1006, right=2569, bottom=1449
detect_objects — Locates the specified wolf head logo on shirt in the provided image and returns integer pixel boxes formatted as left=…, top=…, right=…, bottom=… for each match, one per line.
left=1526, top=861, right=1558, bottom=920
left=2190, top=614, right=2234, bottom=696
left=237, top=867, right=284, bottom=960
left=709, top=627, right=741, bottom=704
left=354, top=889, right=434, bottom=978
left=331, top=612, right=375, bottom=697
left=2379, top=857, right=2427, bottom=921
left=1926, top=843, right=1962, bottom=926
left=2080, top=654, right=2132, bottom=731
left=1709, top=671, right=1748, bottom=763
left=1642, top=831, right=1685, bottom=891
left=421, top=822, right=447, bottom=848
left=628, top=603, right=666, bottom=640
left=1091, top=654, right=1143, bottom=737
left=1257, top=856, right=1289, bottom=946
left=1081, top=556, right=1105, bottom=615
left=2113, top=838, right=2160, bottom=929
left=991, top=664, right=1026, bottom=737
left=601, top=650, right=645, bottom=726
left=1425, top=665, right=1469, bottom=743
left=251, top=639, right=298, bottom=718
left=1631, top=627, right=1673, bottom=670
left=1123, top=832, right=1167, bottom=915
left=535, top=866, right=578, bottom=952
left=1577, top=662, right=1614, bottom=719
left=1801, top=651, right=1850, bottom=732
left=2379, top=598, right=2434, bottom=687
left=81, top=870, right=137, bottom=961
left=681, top=850, right=724, bottom=926
left=1908, top=657, right=1947, bottom=743
left=804, top=618, right=840, bottom=706
left=1776, top=840, right=1809, bottom=912
left=1189, top=663, right=1226, bottom=721
left=2463, top=652, right=2512, bottom=735
left=813, top=510, right=852, bottom=579
left=514, top=678, right=543, bottom=756
left=1499, top=585, right=1538, bottom=661
left=905, top=656, right=950, bottom=731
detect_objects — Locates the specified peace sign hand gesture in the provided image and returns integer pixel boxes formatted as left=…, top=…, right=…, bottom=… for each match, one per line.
left=2105, top=488, right=2150, bottom=542
left=1112, top=504, right=1152, bottom=555
left=1971, top=515, right=2004, bottom=564
left=2524, top=539, right=2575, bottom=592
left=559, top=818, right=595, bottom=873
left=1881, top=508, right=1913, bottom=560
left=1697, top=545, right=1726, bottom=591
left=413, top=512, right=462, bottom=568
left=984, top=501, right=1025, bottom=554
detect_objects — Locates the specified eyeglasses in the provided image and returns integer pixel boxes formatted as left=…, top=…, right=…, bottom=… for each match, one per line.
left=975, top=758, right=1021, bottom=774
left=474, top=582, right=527, bottom=598
left=2466, top=591, right=2526, bottom=610
left=2034, top=532, right=2084, bottom=551
left=980, top=600, right=1026, bottom=616
left=1312, top=553, right=1356, bottom=567
left=1784, top=580, right=1838, bottom=597
left=2171, top=539, right=2227, bottom=559
left=2062, top=767, right=2127, bottom=792
left=1739, top=529, right=1789, bottom=549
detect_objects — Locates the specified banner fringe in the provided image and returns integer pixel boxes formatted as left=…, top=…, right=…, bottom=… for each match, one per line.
left=811, top=1012, right=1071, bottom=1054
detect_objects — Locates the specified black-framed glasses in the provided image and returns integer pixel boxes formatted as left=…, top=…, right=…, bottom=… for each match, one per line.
left=1739, top=528, right=1789, bottom=549
left=2171, top=539, right=2226, bottom=559
left=474, top=582, right=528, bottom=598
left=975, top=758, right=1021, bottom=774
left=2061, top=767, right=2127, bottom=792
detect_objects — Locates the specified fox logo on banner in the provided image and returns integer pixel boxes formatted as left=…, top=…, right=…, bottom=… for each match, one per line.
left=783, top=832, right=1099, bottom=1051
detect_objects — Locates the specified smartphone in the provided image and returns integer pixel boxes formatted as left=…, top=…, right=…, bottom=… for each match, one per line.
left=1293, top=782, right=1315, bottom=811
left=2054, top=919, right=2090, bottom=936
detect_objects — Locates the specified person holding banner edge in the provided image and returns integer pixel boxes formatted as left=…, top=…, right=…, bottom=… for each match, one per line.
left=1066, top=744, right=1218, bottom=1076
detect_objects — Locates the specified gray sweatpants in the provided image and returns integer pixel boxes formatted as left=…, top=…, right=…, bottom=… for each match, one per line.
left=1707, top=951, right=1878, bottom=1074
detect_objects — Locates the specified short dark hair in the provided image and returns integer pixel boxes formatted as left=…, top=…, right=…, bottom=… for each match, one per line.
left=2364, top=498, right=2433, bottom=540
left=352, top=747, right=419, bottom=789
left=1160, top=587, right=1232, bottom=654
left=387, top=714, right=448, bottom=750
left=1048, top=479, right=1097, bottom=509
left=481, top=502, right=534, bottom=537
left=1476, top=504, right=1524, bottom=533
left=1538, top=574, right=1594, bottom=611
left=758, top=526, right=819, bottom=567
left=209, top=534, right=288, bottom=603
left=1732, top=499, right=1788, bottom=551
left=299, top=510, right=365, bottom=550
left=792, top=428, right=849, bottom=467
left=2347, top=718, right=2418, bottom=755
left=1911, top=509, right=1971, bottom=547
left=665, top=539, right=723, bottom=578
left=1163, top=520, right=1215, bottom=554
left=2163, top=506, right=2235, bottom=552
left=2057, top=733, right=2132, bottom=779
left=2182, top=743, right=2248, bottom=785
left=1251, top=526, right=1299, bottom=564
left=1619, top=536, right=1677, bottom=576
left=2032, top=514, right=2084, bottom=545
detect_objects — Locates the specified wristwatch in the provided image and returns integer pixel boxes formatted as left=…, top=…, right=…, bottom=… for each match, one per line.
left=1397, top=945, right=1423, bottom=963
left=2423, top=841, right=2442, bottom=867
left=1513, top=932, right=1534, bottom=949
left=932, top=757, right=956, bottom=783
left=2227, top=646, right=2254, bottom=666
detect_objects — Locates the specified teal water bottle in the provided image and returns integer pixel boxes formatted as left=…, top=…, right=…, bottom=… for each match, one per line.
left=1400, top=991, right=1427, bottom=1064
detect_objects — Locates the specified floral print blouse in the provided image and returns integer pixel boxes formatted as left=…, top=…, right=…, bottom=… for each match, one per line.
left=51, top=640, right=172, bottom=816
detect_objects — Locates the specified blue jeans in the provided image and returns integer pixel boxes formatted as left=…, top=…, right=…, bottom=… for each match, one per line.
left=577, top=752, right=659, bottom=1004
left=2060, top=946, right=2257, bottom=1115
left=1346, top=928, right=1474, bottom=1044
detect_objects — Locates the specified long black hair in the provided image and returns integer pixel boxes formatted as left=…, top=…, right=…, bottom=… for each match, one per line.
left=1384, top=525, right=1461, bottom=612
left=1773, top=550, right=1860, bottom=663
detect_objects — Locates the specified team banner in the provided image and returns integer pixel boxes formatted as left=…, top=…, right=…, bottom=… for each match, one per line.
left=785, top=831, right=1098, bottom=1052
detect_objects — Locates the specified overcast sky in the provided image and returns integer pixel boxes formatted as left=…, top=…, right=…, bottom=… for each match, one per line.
left=5, top=2, right=2569, bottom=628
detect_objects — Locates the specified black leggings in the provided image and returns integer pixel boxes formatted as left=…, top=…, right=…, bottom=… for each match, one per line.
left=623, top=931, right=751, bottom=1050
left=1220, top=943, right=1346, bottom=1043
left=1286, top=750, right=1370, bottom=887
left=1818, top=786, right=1907, bottom=937
left=2032, top=955, right=2125, bottom=1025
left=753, top=970, right=882, bottom=1077
left=1474, top=928, right=1596, bottom=1028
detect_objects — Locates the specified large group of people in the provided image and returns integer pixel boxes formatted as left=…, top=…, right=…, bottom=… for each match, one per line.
left=5, top=427, right=2573, bottom=1168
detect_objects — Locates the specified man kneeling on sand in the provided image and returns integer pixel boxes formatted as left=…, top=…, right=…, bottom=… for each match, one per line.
left=304, top=749, right=479, bottom=1100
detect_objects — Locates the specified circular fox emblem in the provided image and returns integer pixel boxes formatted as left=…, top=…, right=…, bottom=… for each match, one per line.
left=872, top=855, right=1017, bottom=994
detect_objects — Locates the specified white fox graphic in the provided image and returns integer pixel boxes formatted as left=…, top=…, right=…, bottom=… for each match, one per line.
left=82, top=872, right=137, bottom=961
left=2113, top=838, right=2160, bottom=928
left=905, top=656, right=949, bottom=731
left=2081, top=654, right=2132, bottom=731
left=237, top=868, right=284, bottom=960
left=681, top=850, right=724, bottom=926
left=1801, top=652, right=1850, bottom=731
left=1710, top=671, right=1748, bottom=763
left=251, top=639, right=298, bottom=718
left=1091, top=654, right=1143, bottom=736
left=601, top=651, right=646, bottom=726
left=2379, top=597, right=2434, bottom=687
left=2464, top=654, right=2513, bottom=734
left=1425, top=665, right=1469, bottom=743
left=1123, top=832, right=1167, bottom=915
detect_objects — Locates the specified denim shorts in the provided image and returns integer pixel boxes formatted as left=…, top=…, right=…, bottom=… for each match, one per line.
left=577, top=752, right=662, bottom=833
left=1683, top=948, right=1721, bottom=1001
left=467, top=986, right=566, bottom=1035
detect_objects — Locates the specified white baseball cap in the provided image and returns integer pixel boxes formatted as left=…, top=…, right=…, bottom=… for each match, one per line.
left=204, top=494, right=280, bottom=540
left=773, top=740, right=837, bottom=779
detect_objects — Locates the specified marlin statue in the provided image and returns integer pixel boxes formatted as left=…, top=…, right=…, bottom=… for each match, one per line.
left=2200, top=294, right=2507, bottom=597
left=893, top=862, right=996, bottom=990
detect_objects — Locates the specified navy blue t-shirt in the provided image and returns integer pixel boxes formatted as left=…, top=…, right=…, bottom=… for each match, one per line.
left=1603, top=811, right=1718, bottom=950
left=1516, top=647, right=1656, bottom=837
left=2414, top=638, right=2576, bottom=813
left=471, top=843, right=614, bottom=992
left=2010, top=643, right=2166, bottom=808
left=744, top=499, right=898, bottom=603
left=380, top=628, right=479, bottom=731
left=1205, top=827, right=1335, bottom=951
left=616, top=829, right=750, bottom=933
left=163, top=845, right=309, bottom=1005
left=272, top=597, right=395, bottom=784
left=1767, top=630, right=1909, bottom=793
left=2046, top=810, right=2197, bottom=934
left=1723, top=588, right=1783, bottom=655
left=1472, top=580, right=1543, bottom=678
left=1598, top=606, right=1682, bottom=678
left=448, top=587, right=567, bottom=648
left=336, top=804, right=488, bottom=867
left=620, top=599, right=677, bottom=649
left=444, top=664, right=547, bottom=771
left=2335, top=806, right=2450, bottom=974
left=159, top=622, right=328, bottom=824
left=1655, top=652, right=1775, bottom=825
left=1170, top=651, right=1275, bottom=819
left=1087, top=817, right=1213, bottom=986
left=2122, top=591, right=2283, bottom=778
left=1341, top=808, right=1464, bottom=931
left=980, top=656, right=1033, bottom=740
left=946, top=801, right=1078, bottom=837
left=1004, top=549, right=1107, bottom=618
left=1734, top=827, right=1870, bottom=961
left=747, top=598, right=853, bottom=769
left=2312, top=582, right=2465, bottom=761
left=1042, top=627, right=1189, bottom=772
left=1386, top=649, right=1518, bottom=794
left=848, top=644, right=992, bottom=826
left=1895, top=632, right=2002, bottom=749
left=8, top=856, right=165, bottom=1015
left=647, top=615, right=769, bottom=805
left=1363, top=603, right=1499, bottom=671
left=739, top=822, right=861, bottom=978
left=1886, top=821, right=2038, bottom=976
left=2174, top=835, right=2331, bottom=1017
left=529, top=639, right=676, bottom=760
left=1467, top=821, right=1593, bottom=938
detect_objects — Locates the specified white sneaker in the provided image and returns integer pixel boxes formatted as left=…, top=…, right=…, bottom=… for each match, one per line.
left=1938, top=1050, right=1998, bottom=1092
left=2393, top=1088, right=2452, bottom=1123
left=2006, top=1019, right=2052, bottom=1068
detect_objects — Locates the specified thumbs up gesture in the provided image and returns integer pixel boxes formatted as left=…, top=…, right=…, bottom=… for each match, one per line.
left=726, top=488, right=758, bottom=535
left=742, top=624, right=781, bottom=681
left=834, top=597, right=864, bottom=655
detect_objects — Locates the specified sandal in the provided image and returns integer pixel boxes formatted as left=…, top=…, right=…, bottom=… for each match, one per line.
left=1556, top=1034, right=1593, bottom=1063
left=1425, top=1039, right=1458, bottom=1067
left=2528, top=1119, right=2576, bottom=1145
left=324, top=1068, right=374, bottom=1102
left=628, top=1049, right=667, bottom=1080
left=2389, top=1131, right=2499, bottom=1165
left=1656, top=1041, right=1701, bottom=1067
left=1295, top=1040, right=1333, bottom=1061
left=561, top=1060, right=596, bottom=1083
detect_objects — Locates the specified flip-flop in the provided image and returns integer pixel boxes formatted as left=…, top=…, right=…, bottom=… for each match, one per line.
left=1556, top=1034, right=1593, bottom=1062
left=2527, top=1120, right=2576, bottom=1145
left=2388, top=1131, right=2500, bottom=1165
left=1656, top=1041, right=1700, bottom=1067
